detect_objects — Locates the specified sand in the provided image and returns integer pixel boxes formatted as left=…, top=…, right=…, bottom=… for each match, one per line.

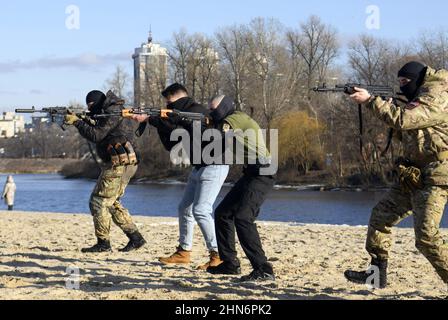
left=0, top=211, right=447, bottom=300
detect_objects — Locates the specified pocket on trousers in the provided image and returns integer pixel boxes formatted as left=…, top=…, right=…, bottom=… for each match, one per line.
left=244, top=189, right=266, bottom=220
left=94, top=167, right=124, bottom=198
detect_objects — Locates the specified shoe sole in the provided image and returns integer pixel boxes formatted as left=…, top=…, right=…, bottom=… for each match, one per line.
left=207, top=268, right=242, bottom=275
left=344, top=273, right=387, bottom=289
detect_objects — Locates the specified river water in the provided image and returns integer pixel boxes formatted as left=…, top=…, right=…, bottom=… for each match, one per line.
left=1, top=174, right=447, bottom=228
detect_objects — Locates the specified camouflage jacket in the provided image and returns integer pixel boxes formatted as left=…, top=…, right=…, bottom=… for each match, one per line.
left=365, top=67, right=448, bottom=185
left=75, top=91, right=141, bottom=163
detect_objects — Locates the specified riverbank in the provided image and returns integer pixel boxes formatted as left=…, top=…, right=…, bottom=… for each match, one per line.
left=0, top=158, right=80, bottom=174
left=0, top=211, right=446, bottom=300
left=0, top=158, right=391, bottom=190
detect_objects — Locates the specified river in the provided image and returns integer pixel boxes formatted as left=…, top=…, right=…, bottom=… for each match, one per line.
left=2, top=174, right=447, bottom=228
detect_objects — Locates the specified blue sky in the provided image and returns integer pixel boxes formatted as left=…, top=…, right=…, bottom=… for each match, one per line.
left=0, top=0, right=447, bottom=111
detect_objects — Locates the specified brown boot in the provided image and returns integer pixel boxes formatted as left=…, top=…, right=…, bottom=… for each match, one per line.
left=159, top=246, right=191, bottom=265
left=197, top=251, right=223, bottom=271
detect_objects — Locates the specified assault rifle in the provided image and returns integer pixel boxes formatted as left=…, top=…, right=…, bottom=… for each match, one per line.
left=15, top=106, right=88, bottom=131
left=312, top=83, right=395, bottom=97
left=94, top=107, right=211, bottom=125
left=312, top=83, right=401, bottom=155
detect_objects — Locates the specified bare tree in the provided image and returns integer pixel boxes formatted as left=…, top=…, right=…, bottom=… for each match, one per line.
left=286, top=15, right=339, bottom=150
left=215, top=24, right=251, bottom=111
left=245, top=17, right=298, bottom=129
left=105, top=65, right=130, bottom=99
left=287, top=15, right=339, bottom=90
left=194, top=35, right=221, bottom=104
left=417, top=29, right=448, bottom=69
left=168, top=29, right=196, bottom=87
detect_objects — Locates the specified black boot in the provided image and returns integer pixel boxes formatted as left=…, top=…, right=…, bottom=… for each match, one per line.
left=239, top=263, right=275, bottom=283
left=81, top=238, right=112, bottom=253
left=119, top=231, right=147, bottom=252
left=344, top=258, right=388, bottom=289
left=8, top=205, right=13, bottom=211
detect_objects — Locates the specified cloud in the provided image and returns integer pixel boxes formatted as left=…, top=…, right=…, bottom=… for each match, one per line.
left=0, top=90, right=18, bottom=95
left=0, top=52, right=132, bottom=74
left=29, top=89, right=44, bottom=95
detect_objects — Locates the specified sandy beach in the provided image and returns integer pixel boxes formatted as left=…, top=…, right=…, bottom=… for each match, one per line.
left=0, top=211, right=446, bottom=300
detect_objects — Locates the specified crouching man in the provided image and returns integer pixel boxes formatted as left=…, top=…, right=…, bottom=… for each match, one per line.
left=206, top=95, right=276, bottom=282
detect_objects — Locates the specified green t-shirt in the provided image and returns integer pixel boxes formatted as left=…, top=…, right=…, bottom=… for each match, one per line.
left=221, top=111, right=271, bottom=166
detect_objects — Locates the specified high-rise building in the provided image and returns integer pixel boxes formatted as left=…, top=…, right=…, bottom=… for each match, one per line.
left=0, top=112, right=25, bottom=138
left=132, top=31, right=168, bottom=107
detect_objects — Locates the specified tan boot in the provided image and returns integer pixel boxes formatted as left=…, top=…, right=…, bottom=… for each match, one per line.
left=159, top=247, right=191, bottom=265
left=197, top=251, right=223, bottom=270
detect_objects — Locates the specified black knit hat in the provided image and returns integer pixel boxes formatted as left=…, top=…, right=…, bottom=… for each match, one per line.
left=86, top=90, right=106, bottom=115
left=161, top=83, right=188, bottom=98
left=398, top=61, right=426, bottom=81
left=86, top=90, right=106, bottom=106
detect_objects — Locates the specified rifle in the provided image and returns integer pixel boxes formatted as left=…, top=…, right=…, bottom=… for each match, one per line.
left=94, top=107, right=211, bottom=125
left=15, top=106, right=88, bottom=131
left=312, top=83, right=399, bottom=155
left=312, top=83, right=395, bottom=97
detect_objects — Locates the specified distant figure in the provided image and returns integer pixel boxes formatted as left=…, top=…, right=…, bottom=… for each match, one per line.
left=2, top=176, right=16, bottom=211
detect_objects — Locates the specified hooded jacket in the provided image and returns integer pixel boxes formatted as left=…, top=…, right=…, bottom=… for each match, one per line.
left=366, top=67, right=448, bottom=185
left=153, top=97, right=211, bottom=168
left=75, top=91, right=141, bottom=163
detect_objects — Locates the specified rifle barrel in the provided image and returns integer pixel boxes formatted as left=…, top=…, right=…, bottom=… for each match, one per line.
left=15, top=109, right=37, bottom=113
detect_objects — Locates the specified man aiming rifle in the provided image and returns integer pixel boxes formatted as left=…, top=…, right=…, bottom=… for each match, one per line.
left=62, top=90, right=147, bottom=253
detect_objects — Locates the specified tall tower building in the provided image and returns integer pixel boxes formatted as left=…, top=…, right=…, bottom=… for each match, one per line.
left=132, top=31, right=168, bottom=107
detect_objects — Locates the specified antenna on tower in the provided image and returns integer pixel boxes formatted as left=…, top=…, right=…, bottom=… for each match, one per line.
left=148, top=25, right=153, bottom=44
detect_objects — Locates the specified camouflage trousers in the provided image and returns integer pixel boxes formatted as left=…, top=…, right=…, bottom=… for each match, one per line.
left=367, top=185, right=448, bottom=283
left=89, top=164, right=139, bottom=241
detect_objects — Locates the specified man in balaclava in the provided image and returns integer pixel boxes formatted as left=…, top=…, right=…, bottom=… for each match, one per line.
left=206, top=95, right=277, bottom=283
left=86, top=90, right=107, bottom=116
left=397, top=61, right=428, bottom=101
left=344, top=62, right=448, bottom=289
left=64, top=90, right=147, bottom=253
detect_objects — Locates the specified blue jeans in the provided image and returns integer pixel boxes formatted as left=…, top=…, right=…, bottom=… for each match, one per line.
left=178, top=165, right=229, bottom=252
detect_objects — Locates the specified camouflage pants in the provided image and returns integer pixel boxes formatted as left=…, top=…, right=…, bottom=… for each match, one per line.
left=89, top=164, right=139, bottom=241
left=366, top=185, right=448, bottom=283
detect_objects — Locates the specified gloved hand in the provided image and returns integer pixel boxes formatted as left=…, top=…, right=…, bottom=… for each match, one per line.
left=64, top=111, right=81, bottom=126
left=398, top=165, right=423, bottom=193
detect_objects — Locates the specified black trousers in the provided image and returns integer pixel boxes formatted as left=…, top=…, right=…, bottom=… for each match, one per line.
left=215, top=172, right=274, bottom=270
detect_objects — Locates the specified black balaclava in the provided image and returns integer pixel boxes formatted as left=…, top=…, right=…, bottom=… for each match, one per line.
left=167, top=97, right=191, bottom=111
left=397, top=61, right=427, bottom=101
left=211, top=96, right=236, bottom=123
left=162, top=83, right=190, bottom=111
left=86, top=90, right=107, bottom=115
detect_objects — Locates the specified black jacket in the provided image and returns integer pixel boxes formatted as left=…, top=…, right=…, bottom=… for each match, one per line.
left=151, top=97, right=210, bottom=167
left=75, top=91, right=141, bottom=163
